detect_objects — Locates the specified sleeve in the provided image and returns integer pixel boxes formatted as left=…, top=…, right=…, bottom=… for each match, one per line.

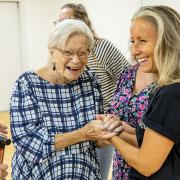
left=143, top=85, right=180, bottom=143
left=136, top=126, right=145, bottom=147
left=10, top=78, right=55, bottom=163
left=101, top=39, right=130, bottom=83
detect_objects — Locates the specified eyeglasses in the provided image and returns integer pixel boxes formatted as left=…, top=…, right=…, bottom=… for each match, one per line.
left=56, top=48, right=90, bottom=60
left=54, top=17, right=84, bottom=25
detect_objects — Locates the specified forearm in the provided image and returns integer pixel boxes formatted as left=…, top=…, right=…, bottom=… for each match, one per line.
left=55, top=119, right=111, bottom=150
left=110, top=136, right=144, bottom=174
left=125, top=126, right=136, bottom=134
left=122, top=121, right=136, bottom=134
left=55, top=128, right=87, bottom=150
left=119, top=132, right=138, bottom=147
left=111, top=132, right=170, bottom=177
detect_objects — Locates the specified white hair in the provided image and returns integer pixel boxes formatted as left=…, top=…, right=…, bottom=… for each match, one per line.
left=48, top=19, right=94, bottom=50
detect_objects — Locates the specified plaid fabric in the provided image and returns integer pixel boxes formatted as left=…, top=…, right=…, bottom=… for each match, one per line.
left=10, top=70, right=103, bottom=180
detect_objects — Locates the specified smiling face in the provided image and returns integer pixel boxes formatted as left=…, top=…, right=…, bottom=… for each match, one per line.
left=130, top=18, right=158, bottom=73
left=52, top=34, right=89, bottom=83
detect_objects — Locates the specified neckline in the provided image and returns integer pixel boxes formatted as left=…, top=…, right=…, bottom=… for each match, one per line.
left=131, top=65, right=157, bottom=96
left=31, top=70, right=72, bottom=87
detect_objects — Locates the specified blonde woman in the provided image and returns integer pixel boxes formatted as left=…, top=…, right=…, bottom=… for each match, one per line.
left=102, top=5, right=180, bottom=179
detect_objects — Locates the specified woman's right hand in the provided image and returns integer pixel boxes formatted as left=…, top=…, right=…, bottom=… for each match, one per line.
left=81, top=117, right=123, bottom=141
left=96, top=114, right=124, bottom=138
left=81, top=120, right=106, bottom=141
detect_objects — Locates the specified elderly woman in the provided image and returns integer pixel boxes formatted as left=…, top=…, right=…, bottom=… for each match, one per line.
left=10, top=19, right=120, bottom=180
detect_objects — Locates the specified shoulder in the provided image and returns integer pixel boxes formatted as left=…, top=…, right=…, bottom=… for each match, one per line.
left=93, top=38, right=117, bottom=49
left=154, top=83, right=180, bottom=102
left=144, top=83, right=180, bottom=142
left=15, top=71, right=35, bottom=84
left=159, top=83, right=180, bottom=96
left=13, top=70, right=37, bottom=91
left=81, top=70, right=101, bottom=86
left=115, top=64, right=137, bottom=87
left=119, top=64, right=138, bottom=78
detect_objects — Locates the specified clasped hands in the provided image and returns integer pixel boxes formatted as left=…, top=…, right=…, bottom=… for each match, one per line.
left=83, top=114, right=123, bottom=141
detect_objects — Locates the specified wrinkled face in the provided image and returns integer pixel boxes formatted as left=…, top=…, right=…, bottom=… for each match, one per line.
left=59, top=8, right=75, bottom=21
left=130, top=18, right=158, bottom=73
left=52, top=34, right=89, bottom=83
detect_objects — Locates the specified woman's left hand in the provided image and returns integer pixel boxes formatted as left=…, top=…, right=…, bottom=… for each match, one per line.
left=96, top=114, right=124, bottom=139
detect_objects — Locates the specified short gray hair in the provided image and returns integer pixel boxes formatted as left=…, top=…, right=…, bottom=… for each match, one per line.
left=48, top=19, right=94, bottom=50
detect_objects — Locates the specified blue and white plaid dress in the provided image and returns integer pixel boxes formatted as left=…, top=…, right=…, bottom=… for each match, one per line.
left=10, top=70, right=103, bottom=180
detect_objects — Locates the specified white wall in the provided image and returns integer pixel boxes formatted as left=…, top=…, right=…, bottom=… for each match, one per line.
left=16, top=0, right=180, bottom=71
left=0, top=1, right=21, bottom=111
left=1, top=0, right=140, bottom=111
left=1, top=0, right=180, bottom=110
left=19, top=0, right=140, bottom=71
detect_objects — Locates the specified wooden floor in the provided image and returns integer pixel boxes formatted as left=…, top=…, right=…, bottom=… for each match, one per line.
left=0, top=111, right=14, bottom=180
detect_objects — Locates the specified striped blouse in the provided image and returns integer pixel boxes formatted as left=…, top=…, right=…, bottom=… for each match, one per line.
left=87, top=38, right=130, bottom=110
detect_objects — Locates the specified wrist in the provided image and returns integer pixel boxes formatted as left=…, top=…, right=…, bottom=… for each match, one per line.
left=77, top=127, right=88, bottom=141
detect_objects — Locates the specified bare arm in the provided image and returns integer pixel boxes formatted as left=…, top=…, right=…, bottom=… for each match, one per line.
left=111, top=128, right=174, bottom=176
left=55, top=116, right=123, bottom=150
left=96, top=127, right=133, bottom=148
left=55, top=129, right=87, bottom=150
left=55, top=120, right=106, bottom=150
left=122, top=121, right=136, bottom=134
left=119, top=131, right=138, bottom=147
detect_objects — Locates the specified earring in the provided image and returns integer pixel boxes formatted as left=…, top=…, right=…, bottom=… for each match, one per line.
left=53, top=63, right=56, bottom=71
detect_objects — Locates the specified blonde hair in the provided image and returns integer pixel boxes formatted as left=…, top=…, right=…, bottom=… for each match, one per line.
left=132, top=6, right=180, bottom=86
left=61, top=3, right=98, bottom=38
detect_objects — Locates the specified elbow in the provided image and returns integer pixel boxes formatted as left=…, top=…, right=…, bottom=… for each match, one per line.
left=136, top=162, right=161, bottom=177
left=139, top=169, right=154, bottom=177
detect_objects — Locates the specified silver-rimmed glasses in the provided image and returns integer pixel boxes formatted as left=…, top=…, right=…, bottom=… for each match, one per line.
left=56, top=48, right=90, bottom=60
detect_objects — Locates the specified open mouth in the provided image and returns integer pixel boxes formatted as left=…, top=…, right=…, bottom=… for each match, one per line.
left=66, top=66, right=80, bottom=72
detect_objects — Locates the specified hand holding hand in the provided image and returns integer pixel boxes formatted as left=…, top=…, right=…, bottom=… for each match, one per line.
left=96, top=114, right=124, bottom=139
left=82, top=120, right=107, bottom=141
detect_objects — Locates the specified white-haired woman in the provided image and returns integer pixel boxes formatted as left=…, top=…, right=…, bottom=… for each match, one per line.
left=10, top=19, right=121, bottom=180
